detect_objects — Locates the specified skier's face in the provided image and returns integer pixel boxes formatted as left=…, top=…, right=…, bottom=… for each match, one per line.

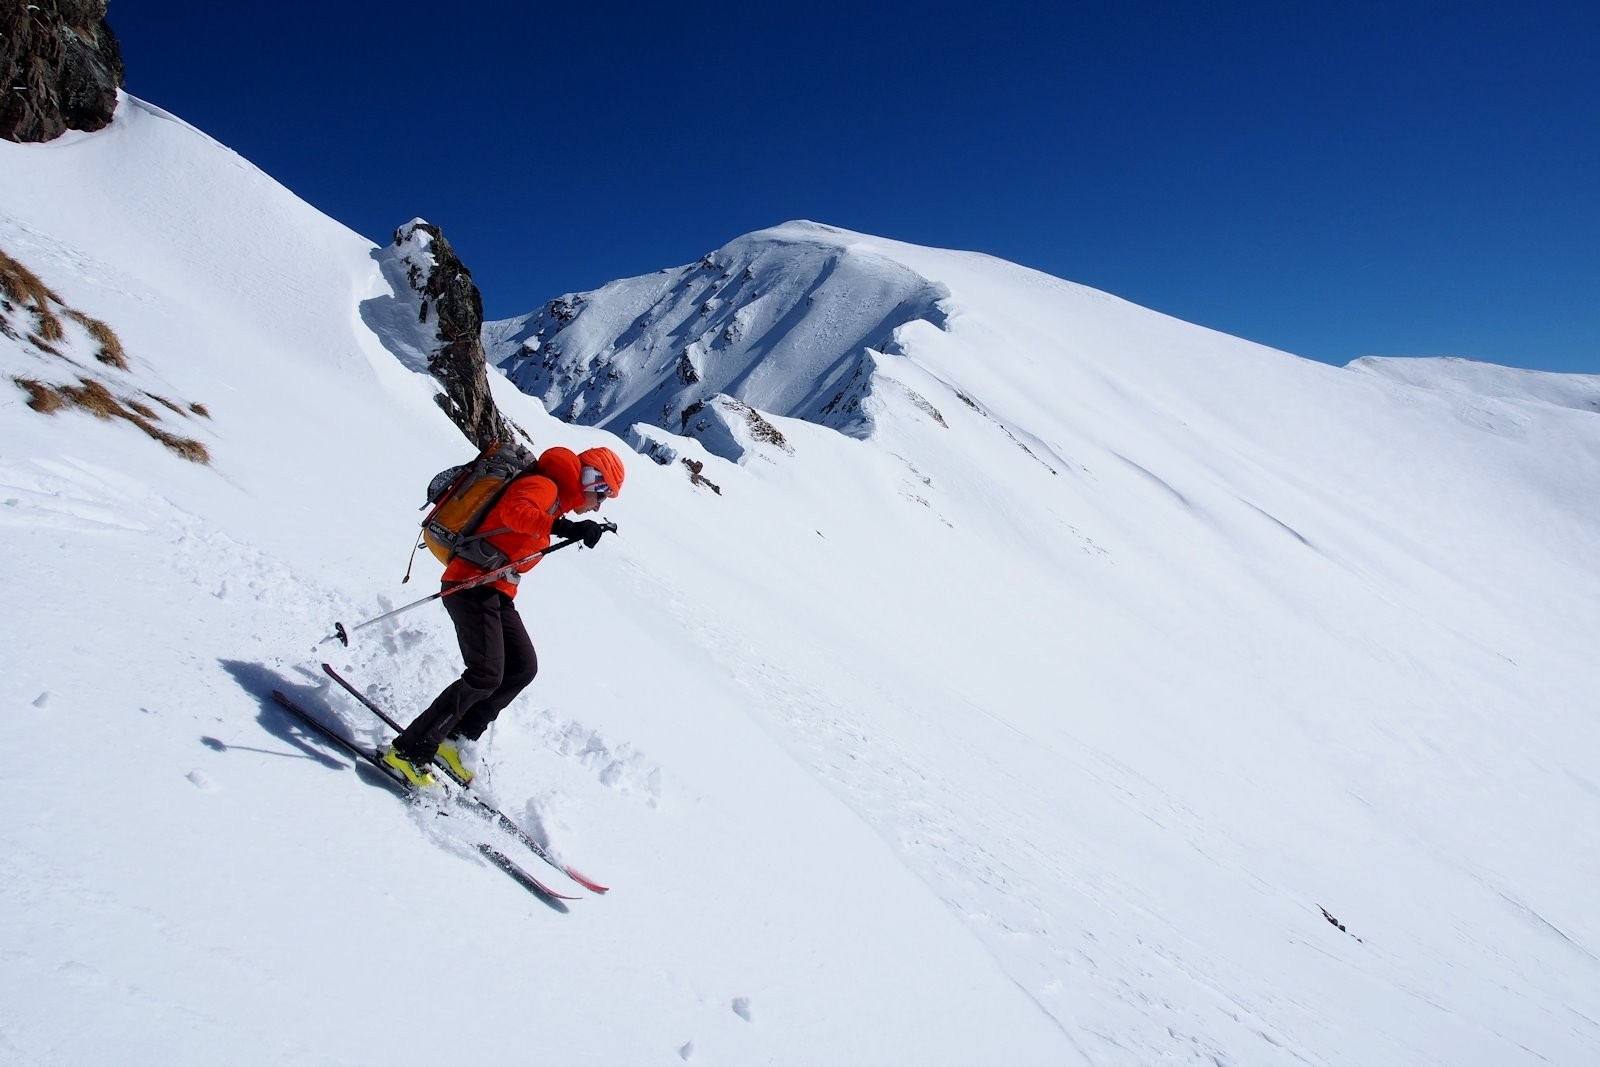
left=577, top=465, right=613, bottom=514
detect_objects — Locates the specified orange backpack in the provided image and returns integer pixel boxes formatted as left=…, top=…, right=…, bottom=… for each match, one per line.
left=419, top=441, right=536, bottom=570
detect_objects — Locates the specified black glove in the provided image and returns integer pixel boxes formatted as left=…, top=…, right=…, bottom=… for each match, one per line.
left=551, top=517, right=607, bottom=549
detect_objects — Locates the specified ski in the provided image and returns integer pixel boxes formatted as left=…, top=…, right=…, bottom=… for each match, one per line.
left=270, top=689, right=578, bottom=908
left=320, top=662, right=610, bottom=894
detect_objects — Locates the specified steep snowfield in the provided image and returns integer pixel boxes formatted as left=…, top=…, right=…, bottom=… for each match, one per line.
left=4, top=96, right=1600, bottom=1066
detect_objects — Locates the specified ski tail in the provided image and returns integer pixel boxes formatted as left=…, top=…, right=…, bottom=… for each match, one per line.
left=272, top=690, right=410, bottom=797
left=321, top=662, right=403, bottom=733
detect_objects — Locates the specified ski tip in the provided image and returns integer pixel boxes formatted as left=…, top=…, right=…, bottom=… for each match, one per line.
left=565, top=867, right=610, bottom=894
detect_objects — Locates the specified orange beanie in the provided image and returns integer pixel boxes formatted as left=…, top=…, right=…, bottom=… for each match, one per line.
left=578, top=446, right=626, bottom=497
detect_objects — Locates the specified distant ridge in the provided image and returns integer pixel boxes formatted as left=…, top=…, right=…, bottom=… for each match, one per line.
left=488, top=222, right=951, bottom=459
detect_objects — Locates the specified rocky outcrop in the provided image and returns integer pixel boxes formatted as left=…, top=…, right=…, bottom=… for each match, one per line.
left=388, top=221, right=517, bottom=450
left=1, top=1, right=125, bottom=143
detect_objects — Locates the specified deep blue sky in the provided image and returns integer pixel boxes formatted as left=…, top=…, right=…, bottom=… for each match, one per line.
left=113, top=2, right=1597, bottom=373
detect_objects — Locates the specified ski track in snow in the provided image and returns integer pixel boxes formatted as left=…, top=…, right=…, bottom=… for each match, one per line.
left=598, top=477, right=1600, bottom=1065
left=0, top=454, right=339, bottom=631
left=603, top=556, right=1241, bottom=1060
left=0, top=458, right=158, bottom=534
left=318, top=638, right=664, bottom=808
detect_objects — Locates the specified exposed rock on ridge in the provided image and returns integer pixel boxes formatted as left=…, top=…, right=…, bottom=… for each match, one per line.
left=386, top=220, right=518, bottom=450
left=1, top=0, right=124, bottom=143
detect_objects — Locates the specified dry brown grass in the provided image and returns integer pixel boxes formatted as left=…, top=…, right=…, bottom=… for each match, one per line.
left=26, top=333, right=66, bottom=357
left=13, top=377, right=66, bottom=413
left=5, top=248, right=212, bottom=465
left=146, top=392, right=188, bottom=416
left=56, top=377, right=122, bottom=418
left=0, top=248, right=62, bottom=309
left=136, top=420, right=212, bottom=464
left=3, top=248, right=126, bottom=366
left=35, top=377, right=213, bottom=464
left=0, top=249, right=64, bottom=342
left=65, top=309, right=128, bottom=369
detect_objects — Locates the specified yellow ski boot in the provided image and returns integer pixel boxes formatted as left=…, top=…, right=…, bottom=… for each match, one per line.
left=435, top=740, right=474, bottom=785
left=381, top=746, right=437, bottom=787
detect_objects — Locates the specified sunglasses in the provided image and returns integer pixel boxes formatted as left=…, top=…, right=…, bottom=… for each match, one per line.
left=581, top=466, right=612, bottom=498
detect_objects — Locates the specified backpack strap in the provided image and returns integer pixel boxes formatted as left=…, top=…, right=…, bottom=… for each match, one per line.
left=452, top=456, right=544, bottom=571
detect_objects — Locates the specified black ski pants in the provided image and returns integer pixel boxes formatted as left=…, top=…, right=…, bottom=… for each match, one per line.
left=393, top=584, right=538, bottom=760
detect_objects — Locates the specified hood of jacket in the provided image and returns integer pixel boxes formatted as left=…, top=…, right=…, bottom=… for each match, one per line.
left=537, top=446, right=588, bottom=513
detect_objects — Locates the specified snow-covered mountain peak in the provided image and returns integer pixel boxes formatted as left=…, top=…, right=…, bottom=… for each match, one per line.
left=489, top=221, right=955, bottom=460
left=485, top=217, right=1317, bottom=469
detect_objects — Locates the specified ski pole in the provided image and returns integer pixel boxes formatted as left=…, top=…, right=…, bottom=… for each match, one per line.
left=327, top=538, right=579, bottom=647
left=325, top=522, right=616, bottom=646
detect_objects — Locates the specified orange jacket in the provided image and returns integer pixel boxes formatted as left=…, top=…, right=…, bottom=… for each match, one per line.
left=442, top=447, right=588, bottom=597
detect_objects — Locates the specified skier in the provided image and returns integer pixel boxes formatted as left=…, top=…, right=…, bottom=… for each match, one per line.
left=383, top=444, right=625, bottom=786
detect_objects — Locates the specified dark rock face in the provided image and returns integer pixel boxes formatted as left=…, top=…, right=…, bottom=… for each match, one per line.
left=1, top=1, right=125, bottom=143
left=393, top=221, right=516, bottom=450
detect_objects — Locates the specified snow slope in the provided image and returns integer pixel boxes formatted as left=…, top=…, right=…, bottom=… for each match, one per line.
left=4, top=96, right=1600, bottom=1066
left=1350, top=353, right=1600, bottom=415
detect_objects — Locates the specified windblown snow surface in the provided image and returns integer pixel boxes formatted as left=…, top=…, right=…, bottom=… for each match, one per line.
left=3, top=95, right=1599, bottom=1066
